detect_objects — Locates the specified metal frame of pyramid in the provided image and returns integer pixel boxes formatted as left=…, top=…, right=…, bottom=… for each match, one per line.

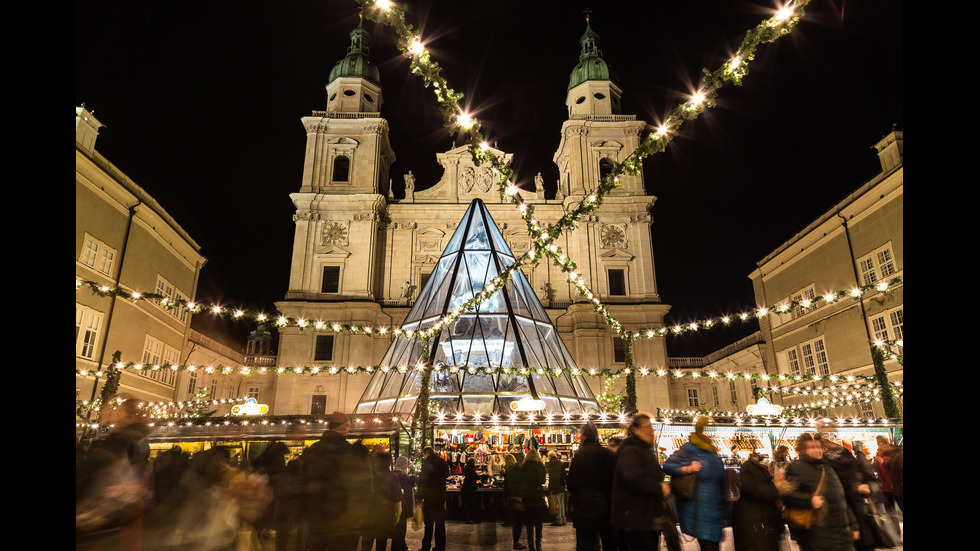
left=355, top=199, right=599, bottom=417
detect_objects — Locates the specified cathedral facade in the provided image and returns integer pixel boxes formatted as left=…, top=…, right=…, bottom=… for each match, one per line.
left=272, top=20, right=671, bottom=417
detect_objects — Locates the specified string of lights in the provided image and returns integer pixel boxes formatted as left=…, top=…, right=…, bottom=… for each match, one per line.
left=358, top=0, right=814, bottom=344
left=75, top=275, right=901, bottom=345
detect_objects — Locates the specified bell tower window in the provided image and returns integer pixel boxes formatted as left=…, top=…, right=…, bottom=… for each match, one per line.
left=332, top=155, right=350, bottom=183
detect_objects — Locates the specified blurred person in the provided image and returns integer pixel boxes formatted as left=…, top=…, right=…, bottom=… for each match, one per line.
left=504, top=453, right=527, bottom=549
left=769, top=445, right=791, bottom=479
left=149, top=445, right=188, bottom=511
left=141, top=447, right=245, bottom=550
left=566, top=421, right=617, bottom=551
left=391, top=455, right=416, bottom=551
left=872, top=436, right=896, bottom=513
left=610, top=412, right=670, bottom=551
left=546, top=450, right=567, bottom=526
left=605, top=435, right=629, bottom=551
left=663, top=415, right=726, bottom=551
left=731, top=453, right=782, bottom=551
left=781, top=434, right=857, bottom=551
left=251, top=441, right=289, bottom=537
left=272, top=459, right=304, bottom=551
left=491, top=453, right=506, bottom=476
left=888, top=444, right=902, bottom=515
left=418, top=446, right=449, bottom=551
left=462, top=457, right=481, bottom=524
left=817, top=431, right=876, bottom=550
left=370, top=452, right=403, bottom=551
left=521, top=447, right=548, bottom=551
left=77, top=398, right=151, bottom=551
left=301, top=411, right=362, bottom=551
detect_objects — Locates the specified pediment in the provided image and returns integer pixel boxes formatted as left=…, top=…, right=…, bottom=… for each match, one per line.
left=314, top=244, right=352, bottom=258
left=599, top=248, right=634, bottom=261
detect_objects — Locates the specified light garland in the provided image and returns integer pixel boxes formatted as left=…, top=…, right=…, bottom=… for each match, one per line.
left=75, top=275, right=901, bottom=346
left=356, top=0, right=814, bottom=345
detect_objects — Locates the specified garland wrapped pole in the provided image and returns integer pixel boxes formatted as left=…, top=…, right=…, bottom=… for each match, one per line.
left=409, top=336, right=435, bottom=461
left=95, top=350, right=123, bottom=422
left=872, top=347, right=902, bottom=422
left=624, top=333, right=637, bottom=414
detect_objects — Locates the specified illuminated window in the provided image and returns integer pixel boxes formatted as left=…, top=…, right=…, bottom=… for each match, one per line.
left=75, top=306, right=103, bottom=360
left=858, top=244, right=898, bottom=285
left=687, top=388, right=700, bottom=408
left=783, top=337, right=829, bottom=377
left=79, top=235, right=115, bottom=276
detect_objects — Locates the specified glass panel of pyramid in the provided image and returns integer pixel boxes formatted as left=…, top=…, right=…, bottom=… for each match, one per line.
left=356, top=199, right=598, bottom=416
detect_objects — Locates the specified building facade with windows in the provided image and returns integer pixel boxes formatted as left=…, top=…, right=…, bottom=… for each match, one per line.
left=666, top=333, right=768, bottom=416
left=272, top=21, right=671, bottom=416
left=748, top=130, right=903, bottom=418
left=76, top=106, right=208, bottom=412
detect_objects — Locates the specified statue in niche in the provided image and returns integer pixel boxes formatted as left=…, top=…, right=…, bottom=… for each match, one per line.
left=535, top=172, right=545, bottom=193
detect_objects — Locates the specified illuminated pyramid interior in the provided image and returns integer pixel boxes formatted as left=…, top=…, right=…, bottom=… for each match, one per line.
left=355, top=199, right=599, bottom=417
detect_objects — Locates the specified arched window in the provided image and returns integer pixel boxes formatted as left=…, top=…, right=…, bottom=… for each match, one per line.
left=599, top=157, right=615, bottom=183
left=332, top=155, right=350, bottom=183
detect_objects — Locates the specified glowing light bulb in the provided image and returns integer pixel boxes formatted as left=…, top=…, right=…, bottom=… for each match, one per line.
left=691, top=91, right=706, bottom=105
left=410, top=39, right=424, bottom=56
left=457, top=113, right=474, bottom=129
left=375, top=0, right=392, bottom=11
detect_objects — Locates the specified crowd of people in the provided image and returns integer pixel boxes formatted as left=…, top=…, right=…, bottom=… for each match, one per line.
left=77, top=405, right=902, bottom=551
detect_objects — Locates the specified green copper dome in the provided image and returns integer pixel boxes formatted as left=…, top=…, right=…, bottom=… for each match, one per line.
left=567, top=22, right=619, bottom=90
left=328, top=19, right=381, bottom=85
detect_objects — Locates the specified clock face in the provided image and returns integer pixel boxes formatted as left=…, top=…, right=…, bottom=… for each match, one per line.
left=601, top=225, right=626, bottom=248
left=322, top=222, right=349, bottom=245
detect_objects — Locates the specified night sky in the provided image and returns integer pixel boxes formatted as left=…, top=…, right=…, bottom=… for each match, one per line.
left=75, top=0, right=903, bottom=357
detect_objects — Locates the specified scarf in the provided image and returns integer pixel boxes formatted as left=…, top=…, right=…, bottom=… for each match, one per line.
left=689, top=431, right=717, bottom=452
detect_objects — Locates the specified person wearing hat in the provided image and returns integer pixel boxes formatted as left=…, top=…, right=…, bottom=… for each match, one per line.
left=663, top=415, right=726, bottom=551
left=301, top=411, right=362, bottom=551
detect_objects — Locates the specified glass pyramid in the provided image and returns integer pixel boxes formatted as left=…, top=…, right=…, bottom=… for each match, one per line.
left=355, top=199, right=599, bottom=417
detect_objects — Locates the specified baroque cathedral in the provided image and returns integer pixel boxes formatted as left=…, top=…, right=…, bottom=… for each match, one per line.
left=271, top=18, right=671, bottom=417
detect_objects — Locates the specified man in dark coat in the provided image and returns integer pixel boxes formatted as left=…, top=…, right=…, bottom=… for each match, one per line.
left=610, top=412, right=669, bottom=551
left=301, top=411, right=362, bottom=551
left=731, top=453, right=782, bottom=551
left=418, top=446, right=449, bottom=551
left=566, top=421, right=617, bottom=551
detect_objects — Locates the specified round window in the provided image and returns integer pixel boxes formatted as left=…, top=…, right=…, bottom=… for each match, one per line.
left=576, top=96, right=586, bottom=104
left=594, top=93, right=606, bottom=100
left=364, top=93, right=374, bottom=103
left=343, top=89, right=356, bottom=97
left=329, top=93, right=337, bottom=101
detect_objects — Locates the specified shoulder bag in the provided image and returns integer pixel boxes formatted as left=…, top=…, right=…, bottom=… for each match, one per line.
left=668, top=450, right=698, bottom=501
left=784, top=467, right=825, bottom=530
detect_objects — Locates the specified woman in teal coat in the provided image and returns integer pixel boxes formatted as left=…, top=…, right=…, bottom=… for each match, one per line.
left=663, top=417, right=726, bottom=551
